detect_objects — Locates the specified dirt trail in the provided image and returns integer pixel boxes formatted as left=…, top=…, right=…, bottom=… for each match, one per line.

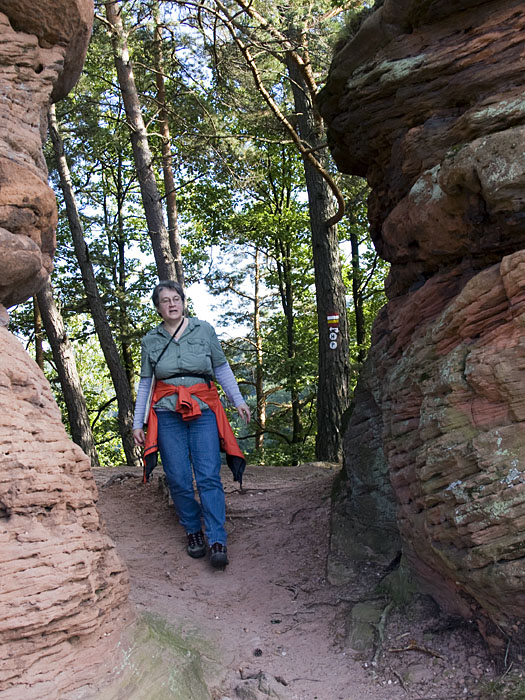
left=94, top=463, right=494, bottom=700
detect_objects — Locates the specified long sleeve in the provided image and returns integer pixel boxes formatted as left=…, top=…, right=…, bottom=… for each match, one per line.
left=214, top=361, right=245, bottom=407
left=133, top=376, right=153, bottom=429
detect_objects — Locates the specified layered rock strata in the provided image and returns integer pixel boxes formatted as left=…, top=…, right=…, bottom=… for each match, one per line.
left=0, top=2, right=132, bottom=698
left=0, top=330, right=131, bottom=700
left=319, top=0, right=525, bottom=651
left=0, top=0, right=92, bottom=316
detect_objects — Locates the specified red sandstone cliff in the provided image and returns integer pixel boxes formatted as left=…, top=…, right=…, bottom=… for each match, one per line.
left=319, top=0, right=525, bottom=652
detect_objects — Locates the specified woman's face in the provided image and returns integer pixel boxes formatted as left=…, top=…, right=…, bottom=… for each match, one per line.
left=156, top=289, right=184, bottom=324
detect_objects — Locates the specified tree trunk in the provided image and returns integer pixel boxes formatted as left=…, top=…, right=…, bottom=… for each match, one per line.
left=253, top=247, right=265, bottom=450
left=36, top=279, right=100, bottom=467
left=33, top=297, right=44, bottom=371
left=152, top=2, right=185, bottom=286
left=275, top=238, right=302, bottom=463
left=116, top=159, right=137, bottom=398
left=105, top=0, right=178, bottom=282
left=285, top=53, right=350, bottom=463
left=48, top=104, right=140, bottom=467
left=350, top=228, right=366, bottom=363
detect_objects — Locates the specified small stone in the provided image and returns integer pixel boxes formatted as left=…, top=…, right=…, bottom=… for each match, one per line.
left=404, top=662, right=436, bottom=683
left=234, top=680, right=259, bottom=700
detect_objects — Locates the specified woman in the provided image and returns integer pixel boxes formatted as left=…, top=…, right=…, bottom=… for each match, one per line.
left=133, top=280, right=251, bottom=568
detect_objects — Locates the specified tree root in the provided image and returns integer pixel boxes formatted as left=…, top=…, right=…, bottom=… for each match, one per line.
left=388, top=640, right=445, bottom=660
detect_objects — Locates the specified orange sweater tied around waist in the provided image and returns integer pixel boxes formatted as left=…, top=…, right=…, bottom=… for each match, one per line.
left=143, top=379, right=246, bottom=487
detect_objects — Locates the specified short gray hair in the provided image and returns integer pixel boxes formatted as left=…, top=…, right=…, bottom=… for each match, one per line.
left=152, top=280, right=185, bottom=307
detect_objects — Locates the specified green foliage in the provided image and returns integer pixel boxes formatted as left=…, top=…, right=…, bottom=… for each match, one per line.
left=339, top=175, right=388, bottom=382
left=48, top=20, right=160, bottom=346
left=70, top=325, right=125, bottom=465
left=10, top=0, right=387, bottom=466
left=179, top=130, right=323, bottom=464
left=333, top=0, right=380, bottom=53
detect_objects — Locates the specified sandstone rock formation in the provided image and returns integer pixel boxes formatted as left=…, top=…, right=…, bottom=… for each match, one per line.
left=319, top=0, right=525, bottom=652
left=0, top=2, right=133, bottom=698
left=0, top=0, right=92, bottom=317
left=0, top=329, right=130, bottom=700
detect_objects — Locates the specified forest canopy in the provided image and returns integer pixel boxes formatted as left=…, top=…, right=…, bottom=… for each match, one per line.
left=10, top=0, right=387, bottom=467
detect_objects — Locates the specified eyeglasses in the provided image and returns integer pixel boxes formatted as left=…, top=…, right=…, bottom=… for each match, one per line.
left=159, top=296, right=182, bottom=305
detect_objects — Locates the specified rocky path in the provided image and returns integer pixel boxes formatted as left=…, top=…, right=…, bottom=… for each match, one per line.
left=94, top=463, right=495, bottom=700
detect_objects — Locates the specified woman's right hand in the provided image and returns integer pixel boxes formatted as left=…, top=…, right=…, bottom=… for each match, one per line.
left=133, top=428, right=145, bottom=446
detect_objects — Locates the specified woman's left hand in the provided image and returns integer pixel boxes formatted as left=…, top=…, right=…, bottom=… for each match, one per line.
left=237, top=403, right=251, bottom=424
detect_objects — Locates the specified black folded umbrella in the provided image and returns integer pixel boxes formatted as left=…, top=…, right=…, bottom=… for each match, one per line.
left=225, top=453, right=246, bottom=488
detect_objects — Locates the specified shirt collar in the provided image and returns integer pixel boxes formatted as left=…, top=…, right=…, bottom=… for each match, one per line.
left=155, top=317, right=201, bottom=337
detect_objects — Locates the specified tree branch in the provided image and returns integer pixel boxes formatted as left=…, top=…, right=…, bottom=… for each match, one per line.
left=211, top=0, right=345, bottom=225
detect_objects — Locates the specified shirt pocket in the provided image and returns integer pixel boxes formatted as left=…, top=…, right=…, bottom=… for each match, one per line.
left=185, top=338, right=212, bottom=373
left=148, top=343, right=167, bottom=372
left=187, top=338, right=208, bottom=357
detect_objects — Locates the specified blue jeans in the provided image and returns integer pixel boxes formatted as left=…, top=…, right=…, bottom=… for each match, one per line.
left=156, top=408, right=227, bottom=545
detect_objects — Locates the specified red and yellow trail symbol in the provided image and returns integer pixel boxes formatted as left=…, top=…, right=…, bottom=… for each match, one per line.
left=327, top=313, right=339, bottom=350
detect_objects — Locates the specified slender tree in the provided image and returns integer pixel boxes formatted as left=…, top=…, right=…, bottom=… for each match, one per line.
left=99, top=148, right=138, bottom=395
left=104, top=0, right=178, bottom=282
left=48, top=103, right=140, bottom=467
left=340, top=176, right=387, bottom=370
left=350, top=227, right=366, bottom=363
left=152, top=0, right=185, bottom=285
left=253, top=247, right=265, bottom=449
left=36, top=279, right=100, bottom=467
left=285, top=49, right=349, bottom=461
left=33, top=298, right=45, bottom=371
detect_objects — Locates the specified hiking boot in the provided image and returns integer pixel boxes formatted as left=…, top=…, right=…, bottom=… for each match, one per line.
left=210, top=542, right=229, bottom=568
left=187, top=531, right=206, bottom=559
